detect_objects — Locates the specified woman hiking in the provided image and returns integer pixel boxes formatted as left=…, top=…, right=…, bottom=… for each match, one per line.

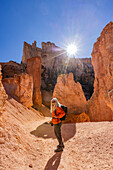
left=50, top=98, right=65, bottom=152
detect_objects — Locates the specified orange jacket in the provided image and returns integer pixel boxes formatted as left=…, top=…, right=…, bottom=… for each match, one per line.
left=52, top=106, right=65, bottom=125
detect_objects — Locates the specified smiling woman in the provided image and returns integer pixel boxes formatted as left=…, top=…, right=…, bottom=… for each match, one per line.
left=67, top=44, right=78, bottom=56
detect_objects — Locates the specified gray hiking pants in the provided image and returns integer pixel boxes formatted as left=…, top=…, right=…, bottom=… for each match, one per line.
left=54, top=122, right=63, bottom=146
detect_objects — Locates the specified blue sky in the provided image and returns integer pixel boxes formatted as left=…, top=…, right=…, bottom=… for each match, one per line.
left=0, top=0, right=113, bottom=63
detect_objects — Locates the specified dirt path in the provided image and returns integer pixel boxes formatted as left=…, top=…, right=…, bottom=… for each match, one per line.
left=25, top=121, right=113, bottom=170
left=1, top=98, right=113, bottom=170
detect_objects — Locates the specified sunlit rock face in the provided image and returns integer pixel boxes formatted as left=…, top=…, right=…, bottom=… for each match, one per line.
left=0, top=65, right=8, bottom=116
left=2, top=73, right=33, bottom=107
left=22, top=41, right=42, bottom=64
left=53, top=73, right=87, bottom=114
left=88, top=21, right=113, bottom=121
left=27, top=56, right=42, bottom=106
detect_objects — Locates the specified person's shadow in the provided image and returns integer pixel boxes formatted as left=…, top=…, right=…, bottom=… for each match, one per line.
left=30, top=122, right=76, bottom=142
left=31, top=122, right=76, bottom=169
left=44, top=152, right=62, bottom=170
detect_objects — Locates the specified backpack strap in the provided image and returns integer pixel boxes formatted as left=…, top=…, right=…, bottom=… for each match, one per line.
left=55, top=109, right=57, bottom=116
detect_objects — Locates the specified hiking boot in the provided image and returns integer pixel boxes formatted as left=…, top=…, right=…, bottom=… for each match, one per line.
left=54, top=147, right=63, bottom=152
left=57, top=144, right=64, bottom=149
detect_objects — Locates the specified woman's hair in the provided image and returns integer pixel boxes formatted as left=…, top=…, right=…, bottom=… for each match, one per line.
left=50, top=98, right=61, bottom=113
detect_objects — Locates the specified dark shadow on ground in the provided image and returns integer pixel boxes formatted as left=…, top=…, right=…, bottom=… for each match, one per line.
left=31, top=122, right=76, bottom=170
left=44, top=152, right=62, bottom=170
left=30, top=122, right=76, bottom=142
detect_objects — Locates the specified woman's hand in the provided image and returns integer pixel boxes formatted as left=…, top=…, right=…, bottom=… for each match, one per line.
left=54, top=115, right=57, bottom=118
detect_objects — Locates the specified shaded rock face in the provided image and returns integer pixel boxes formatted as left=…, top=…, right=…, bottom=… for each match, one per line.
left=27, top=56, right=42, bottom=106
left=88, top=21, right=113, bottom=121
left=41, top=58, right=94, bottom=100
left=53, top=73, right=87, bottom=115
left=0, top=65, right=8, bottom=116
left=0, top=61, right=25, bottom=79
left=0, top=65, right=8, bottom=144
left=41, top=90, right=52, bottom=108
left=2, top=73, right=33, bottom=107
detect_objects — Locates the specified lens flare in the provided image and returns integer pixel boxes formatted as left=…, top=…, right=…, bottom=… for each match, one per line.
left=67, top=44, right=78, bottom=55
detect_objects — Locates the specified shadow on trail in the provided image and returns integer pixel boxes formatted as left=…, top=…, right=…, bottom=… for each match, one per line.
left=30, top=122, right=76, bottom=142
left=31, top=122, right=76, bottom=170
left=44, top=152, right=62, bottom=170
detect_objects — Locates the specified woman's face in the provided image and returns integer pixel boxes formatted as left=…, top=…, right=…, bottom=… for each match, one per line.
left=52, top=101, right=57, bottom=111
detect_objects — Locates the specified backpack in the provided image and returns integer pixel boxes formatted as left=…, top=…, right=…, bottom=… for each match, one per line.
left=60, top=105, right=68, bottom=121
left=55, top=105, right=67, bottom=121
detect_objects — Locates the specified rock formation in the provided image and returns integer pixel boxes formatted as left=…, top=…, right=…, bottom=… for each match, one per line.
left=27, top=56, right=42, bottom=106
left=22, top=41, right=42, bottom=64
left=88, top=21, right=113, bottom=121
left=22, top=41, right=67, bottom=69
left=53, top=73, right=87, bottom=114
left=41, top=57, right=94, bottom=102
left=41, top=90, right=52, bottom=108
left=0, top=65, right=8, bottom=144
left=0, top=60, right=25, bottom=79
left=3, top=73, right=33, bottom=107
left=21, top=40, right=94, bottom=100
left=0, top=65, right=8, bottom=116
left=64, top=112, right=90, bottom=123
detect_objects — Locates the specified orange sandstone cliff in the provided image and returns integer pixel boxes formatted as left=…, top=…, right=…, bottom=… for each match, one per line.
left=27, top=56, right=42, bottom=106
left=88, top=22, right=113, bottom=121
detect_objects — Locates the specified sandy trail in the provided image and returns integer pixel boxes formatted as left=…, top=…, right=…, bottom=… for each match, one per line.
left=0, top=98, right=113, bottom=170
left=27, top=121, right=113, bottom=170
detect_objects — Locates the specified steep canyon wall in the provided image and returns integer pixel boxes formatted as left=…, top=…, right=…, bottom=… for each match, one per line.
left=88, top=22, right=113, bottom=121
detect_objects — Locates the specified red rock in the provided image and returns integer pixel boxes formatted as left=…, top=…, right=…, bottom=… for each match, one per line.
left=64, top=112, right=90, bottom=123
left=0, top=65, right=8, bottom=116
left=0, top=60, right=25, bottom=79
left=88, top=22, right=113, bottom=121
left=2, top=73, right=33, bottom=107
left=53, top=73, right=87, bottom=115
left=41, top=90, right=52, bottom=107
left=27, top=56, right=42, bottom=106
left=22, top=41, right=42, bottom=64
left=29, top=164, right=33, bottom=168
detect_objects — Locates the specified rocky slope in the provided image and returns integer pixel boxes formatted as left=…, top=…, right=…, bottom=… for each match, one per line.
left=0, top=97, right=113, bottom=170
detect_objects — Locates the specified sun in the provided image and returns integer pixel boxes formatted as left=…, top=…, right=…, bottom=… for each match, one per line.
left=67, top=44, right=78, bottom=56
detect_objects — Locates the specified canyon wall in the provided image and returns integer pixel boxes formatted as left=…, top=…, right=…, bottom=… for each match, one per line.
left=0, top=65, right=8, bottom=144
left=21, top=41, right=94, bottom=101
left=0, top=65, right=8, bottom=116
left=3, top=73, right=33, bottom=107
left=22, top=41, right=42, bottom=64
left=88, top=21, right=113, bottom=121
left=0, top=61, right=25, bottom=79
left=27, top=56, right=42, bottom=106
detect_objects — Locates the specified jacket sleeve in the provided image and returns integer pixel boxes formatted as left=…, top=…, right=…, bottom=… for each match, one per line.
left=56, top=107, right=65, bottom=118
left=52, top=111, right=56, bottom=118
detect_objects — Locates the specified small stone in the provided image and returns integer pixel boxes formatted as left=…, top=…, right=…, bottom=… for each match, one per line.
left=111, top=142, right=113, bottom=146
left=29, top=164, right=33, bottom=168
